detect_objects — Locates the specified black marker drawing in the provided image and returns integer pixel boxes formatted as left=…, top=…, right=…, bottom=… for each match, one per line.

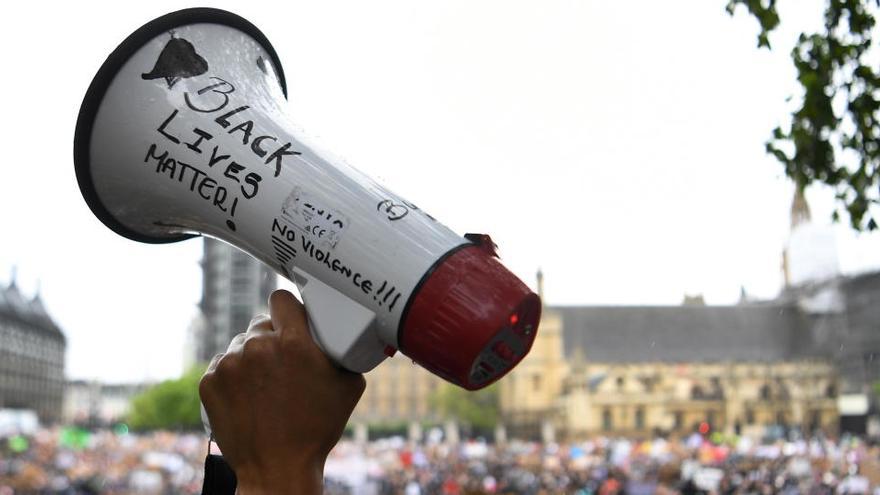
left=377, top=199, right=409, bottom=221
left=389, top=292, right=401, bottom=311
left=272, top=235, right=297, bottom=258
left=142, top=33, right=208, bottom=89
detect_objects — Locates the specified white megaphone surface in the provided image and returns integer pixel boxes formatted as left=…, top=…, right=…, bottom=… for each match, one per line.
left=75, top=8, right=540, bottom=390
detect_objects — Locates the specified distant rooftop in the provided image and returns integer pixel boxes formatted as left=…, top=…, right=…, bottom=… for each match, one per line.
left=0, top=274, right=65, bottom=341
left=550, top=303, right=821, bottom=363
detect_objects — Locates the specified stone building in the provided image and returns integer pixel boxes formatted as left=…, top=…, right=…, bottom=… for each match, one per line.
left=501, top=189, right=879, bottom=439
left=0, top=276, right=66, bottom=423
left=502, top=303, right=842, bottom=439
left=195, top=238, right=277, bottom=362
left=63, top=380, right=149, bottom=426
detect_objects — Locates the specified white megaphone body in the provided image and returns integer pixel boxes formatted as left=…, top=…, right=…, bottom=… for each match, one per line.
left=74, top=8, right=540, bottom=390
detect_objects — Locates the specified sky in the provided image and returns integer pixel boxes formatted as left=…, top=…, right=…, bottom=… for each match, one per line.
left=2, top=0, right=879, bottom=383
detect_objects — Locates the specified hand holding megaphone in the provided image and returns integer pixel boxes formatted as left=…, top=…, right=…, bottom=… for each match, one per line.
left=74, top=8, right=540, bottom=390
left=200, top=290, right=365, bottom=493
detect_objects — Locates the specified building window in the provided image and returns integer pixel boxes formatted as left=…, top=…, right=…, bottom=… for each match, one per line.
left=691, top=385, right=704, bottom=400
left=826, top=384, right=837, bottom=398
left=674, top=411, right=684, bottom=430
left=809, top=410, right=821, bottom=431
left=602, top=408, right=613, bottom=431
left=635, top=407, right=645, bottom=430
left=707, top=410, right=716, bottom=428
left=616, top=377, right=625, bottom=390
left=532, top=374, right=542, bottom=392
left=746, top=408, right=755, bottom=425
left=760, top=384, right=772, bottom=401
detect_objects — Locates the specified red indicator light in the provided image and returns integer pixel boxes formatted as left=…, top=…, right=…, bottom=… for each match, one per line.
left=509, top=314, right=519, bottom=325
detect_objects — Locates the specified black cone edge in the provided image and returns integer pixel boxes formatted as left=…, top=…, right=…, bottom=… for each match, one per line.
left=73, top=7, right=288, bottom=244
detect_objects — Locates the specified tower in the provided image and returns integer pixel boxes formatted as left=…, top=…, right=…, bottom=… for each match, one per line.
left=499, top=269, right=567, bottom=438
left=196, top=238, right=277, bottom=362
left=782, top=186, right=839, bottom=287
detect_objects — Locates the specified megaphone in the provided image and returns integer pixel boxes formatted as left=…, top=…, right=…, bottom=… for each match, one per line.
left=74, top=8, right=540, bottom=390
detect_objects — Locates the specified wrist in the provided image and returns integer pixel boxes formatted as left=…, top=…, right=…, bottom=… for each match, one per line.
left=235, top=457, right=325, bottom=495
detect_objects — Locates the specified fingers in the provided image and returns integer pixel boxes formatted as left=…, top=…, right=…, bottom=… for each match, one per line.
left=248, top=313, right=272, bottom=331
left=226, top=332, right=247, bottom=354
left=200, top=351, right=241, bottom=413
left=207, top=311, right=276, bottom=377
left=201, top=313, right=276, bottom=429
left=269, top=290, right=307, bottom=340
left=246, top=313, right=274, bottom=340
left=207, top=353, right=225, bottom=373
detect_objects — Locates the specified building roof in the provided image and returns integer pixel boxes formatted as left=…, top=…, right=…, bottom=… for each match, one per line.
left=0, top=279, right=65, bottom=342
left=549, top=304, right=821, bottom=363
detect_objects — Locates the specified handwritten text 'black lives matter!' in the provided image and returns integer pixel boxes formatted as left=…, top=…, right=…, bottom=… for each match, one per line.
left=143, top=76, right=301, bottom=232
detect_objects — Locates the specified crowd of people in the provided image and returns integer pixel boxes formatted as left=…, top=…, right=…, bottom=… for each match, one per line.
left=0, top=428, right=205, bottom=494
left=324, top=433, right=880, bottom=494
left=1, top=427, right=880, bottom=494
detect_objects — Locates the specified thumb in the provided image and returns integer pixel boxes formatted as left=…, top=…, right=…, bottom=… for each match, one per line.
left=269, top=289, right=308, bottom=340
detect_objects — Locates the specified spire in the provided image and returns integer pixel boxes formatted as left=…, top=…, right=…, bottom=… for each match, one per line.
left=791, top=185, right=811, bottom=230
left=3, top=271, right=25, bottom=313
left=536, top=268, right=544, bottom=302
left=739, top=285, right=749, bottom=304
left=30, top=280, right=45, bottom=307
left=29, top=290, right=49, bottom=317
left=8, top=265, right=17, bottom=288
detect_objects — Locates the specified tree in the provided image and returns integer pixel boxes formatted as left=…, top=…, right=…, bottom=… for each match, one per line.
left=727, top=0, right=880, bottom=230
left=430, top=383, right=500, bottom=434
left=128, top=365, right=206, bottom=430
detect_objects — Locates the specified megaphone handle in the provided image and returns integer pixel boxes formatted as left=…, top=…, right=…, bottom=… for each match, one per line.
left=292, top=267, right=387, bottom=373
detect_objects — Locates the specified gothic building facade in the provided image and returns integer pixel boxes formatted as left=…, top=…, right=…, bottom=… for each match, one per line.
left=501, top=302, right=844, bottom=439
left=0, top=277, right=66, bottom=423
left=502, top=189, right=880, bottom=439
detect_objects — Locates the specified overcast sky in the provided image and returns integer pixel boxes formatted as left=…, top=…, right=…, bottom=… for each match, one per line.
left=2, top=0, right=879, bottom=382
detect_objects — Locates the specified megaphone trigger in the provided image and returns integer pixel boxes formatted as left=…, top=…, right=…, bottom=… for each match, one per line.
left=292, top=267, right=384, bottom=373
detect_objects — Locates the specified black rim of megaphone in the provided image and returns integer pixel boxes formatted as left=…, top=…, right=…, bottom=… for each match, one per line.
left=74, top=8, right=288, bottom=244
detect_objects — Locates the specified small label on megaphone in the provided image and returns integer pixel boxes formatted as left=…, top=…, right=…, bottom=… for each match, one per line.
left=281, top=186, right=348, bottom=249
